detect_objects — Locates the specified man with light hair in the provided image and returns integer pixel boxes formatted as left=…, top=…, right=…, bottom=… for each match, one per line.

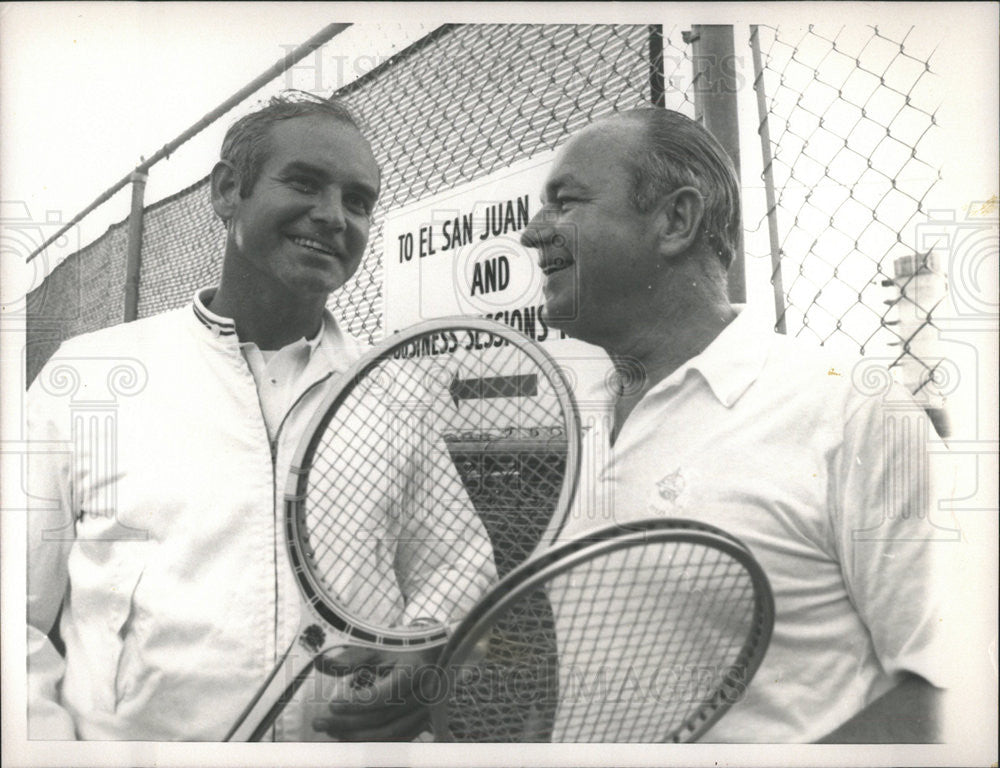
left=520, top=106, right=951, bottom=742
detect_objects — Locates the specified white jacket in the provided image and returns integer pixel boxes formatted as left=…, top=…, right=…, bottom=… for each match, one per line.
left=26, top=290, right=495, bottom=741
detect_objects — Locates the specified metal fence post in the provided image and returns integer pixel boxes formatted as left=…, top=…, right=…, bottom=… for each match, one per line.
left=123, top=170, right=148, bottom=322
left=749, top=25, right=786, bottom=333
left=683, top=24, right=745, bottom=303
left=649, top=25, right=666, bottom=108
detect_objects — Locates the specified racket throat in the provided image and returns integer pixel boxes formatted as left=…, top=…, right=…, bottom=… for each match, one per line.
left=223, top=641, right=316, bottom=742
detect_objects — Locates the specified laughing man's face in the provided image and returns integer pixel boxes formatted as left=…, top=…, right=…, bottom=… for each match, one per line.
left=520, top=120, right=664, bottom=347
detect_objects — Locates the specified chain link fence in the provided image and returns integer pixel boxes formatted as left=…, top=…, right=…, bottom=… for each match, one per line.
left=749, top=23, right=947, bottom=413
left=136, top=178, right=227, bottom=319
left=26, top=21, right=949, bottom=421
left=331, top=23, right=694, bottom=343
left=26, top=23, right=689, bottom=384
left=25, top=217, right=129, bottom=380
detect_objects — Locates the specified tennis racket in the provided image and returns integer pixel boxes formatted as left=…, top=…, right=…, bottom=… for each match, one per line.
left=431, top=518, right=774, bottom=742
left=225, top=317, right=580, bottom=741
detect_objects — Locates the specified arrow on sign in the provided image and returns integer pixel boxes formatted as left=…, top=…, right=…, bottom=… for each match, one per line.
left=450, top=374, right=538, bottom=406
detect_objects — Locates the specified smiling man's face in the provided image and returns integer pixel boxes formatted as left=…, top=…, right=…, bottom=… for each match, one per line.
left=520, top=119, right=664, bottom=346
left=227, top=115, right=380, bottom=301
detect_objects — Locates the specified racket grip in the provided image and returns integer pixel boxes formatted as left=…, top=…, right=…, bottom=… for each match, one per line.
left=224, top=644, right=314, bottom=742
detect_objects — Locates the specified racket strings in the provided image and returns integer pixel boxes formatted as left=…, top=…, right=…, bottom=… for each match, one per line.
left=631, top=547, right=753, bottom=741
left=445, top=445, right=564, bottom=577
left=436, top=340, right=569, bottom=579
left=442, top=540, right=760, bottom=742
left=296, top=327, right=574, bottom=637
left=551, top=547, right=682, bottom=741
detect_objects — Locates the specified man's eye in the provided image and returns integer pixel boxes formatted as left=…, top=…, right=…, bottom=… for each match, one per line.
left=344, top=193, right=372, bottom=216
left=288, top=177, right=319, bottom=194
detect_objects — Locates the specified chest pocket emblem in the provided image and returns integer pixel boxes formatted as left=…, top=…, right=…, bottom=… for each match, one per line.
left=656, top=468, right=686, bottom=503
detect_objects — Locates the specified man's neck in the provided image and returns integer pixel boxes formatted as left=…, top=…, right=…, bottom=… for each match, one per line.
left=604, top=273, right=736, bottom=443
left=208, top=272, right=327, bottom=351
left=609, top=298, right=736, bottom=392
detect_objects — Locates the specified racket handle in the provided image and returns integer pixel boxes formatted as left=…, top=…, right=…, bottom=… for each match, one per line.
left=224, top=643, right=314, bottom=742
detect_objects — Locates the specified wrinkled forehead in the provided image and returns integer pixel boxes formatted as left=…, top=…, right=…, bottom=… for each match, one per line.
left=265, top=116, right=380, bottom=188
left=562, top=120, right=617, bottom=155
left=546, top=118, right=642, bottom=184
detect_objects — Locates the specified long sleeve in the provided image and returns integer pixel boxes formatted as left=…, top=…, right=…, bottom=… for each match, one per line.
left=395, top=403, right=497, bottom=628
left=26, top=373, right=77, bottom=739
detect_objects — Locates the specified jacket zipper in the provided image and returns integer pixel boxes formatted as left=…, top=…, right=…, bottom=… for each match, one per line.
left=237, top=350, right=334, bottom=741
left=264, top=370, right=335, bottom=741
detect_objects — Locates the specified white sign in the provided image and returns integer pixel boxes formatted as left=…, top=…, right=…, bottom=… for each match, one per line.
left=383, top=150, right=560, bottom=341
left=382, top=151, right=619, bottom=532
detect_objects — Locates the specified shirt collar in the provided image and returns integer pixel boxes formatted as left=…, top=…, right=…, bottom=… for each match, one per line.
left=654, top=302, right=773, bottom=408
left=304, top=322, right=324, bottom=353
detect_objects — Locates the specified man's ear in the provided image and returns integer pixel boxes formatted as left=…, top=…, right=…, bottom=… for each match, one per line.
left=655, top=186, right=704, bottom=259
left=210, top=160, right=241, bottom=222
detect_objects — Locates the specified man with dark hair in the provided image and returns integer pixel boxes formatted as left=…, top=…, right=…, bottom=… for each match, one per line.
left=520, top=107, right=951, bottom=742
left=219, top=97, right=364, bottom=199
left=26, top=92, right=494, bottom=741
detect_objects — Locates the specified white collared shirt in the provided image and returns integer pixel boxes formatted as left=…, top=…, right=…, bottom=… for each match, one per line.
left=553, top=302, right=954, bottom=742
left=236, top=319, right=323, bottom=442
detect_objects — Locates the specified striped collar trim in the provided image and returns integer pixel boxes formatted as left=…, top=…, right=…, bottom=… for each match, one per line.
left=191, top=288, right=331, bottom=354
left=192, top=288, right=237, bottom=337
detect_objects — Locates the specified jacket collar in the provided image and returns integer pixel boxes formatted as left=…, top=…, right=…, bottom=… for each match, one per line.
left=192, top=288, right=237, bottom=338
left=190, top=288, right=363, bottom=375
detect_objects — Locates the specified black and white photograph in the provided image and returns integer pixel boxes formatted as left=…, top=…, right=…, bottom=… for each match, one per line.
left=1, top=2, right=996, bottom=766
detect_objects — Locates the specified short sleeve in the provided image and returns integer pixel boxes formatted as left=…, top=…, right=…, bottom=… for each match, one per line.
left=830, top=383, right=956, bottom=690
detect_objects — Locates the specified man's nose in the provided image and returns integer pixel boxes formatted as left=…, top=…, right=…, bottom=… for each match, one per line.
left=520, top=209, right=553, bottom=249
left=311, top=189, right=347, bottom=229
